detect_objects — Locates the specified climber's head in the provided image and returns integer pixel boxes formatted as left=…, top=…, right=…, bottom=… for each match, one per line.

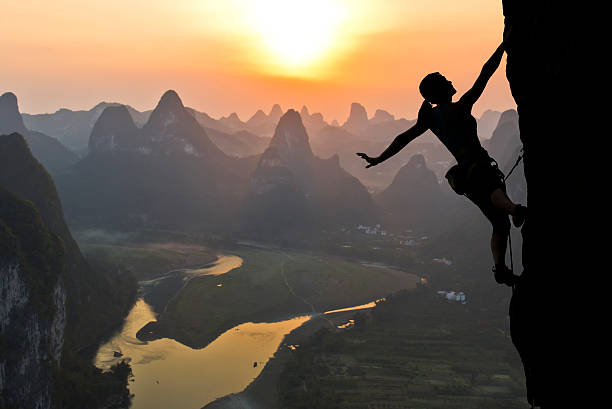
left=419, top=72, right=456, bottom=104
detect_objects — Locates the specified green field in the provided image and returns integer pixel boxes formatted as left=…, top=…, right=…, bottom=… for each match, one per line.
left=76, top=230, right=217, bottom=279
left=157, top=245, right=418, bottom=348
left=278, top=290, right=527, bottom=409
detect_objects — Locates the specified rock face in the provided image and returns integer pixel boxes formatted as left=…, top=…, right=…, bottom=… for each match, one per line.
left=0, top=133, right=133, bottom=408
left=503, top=2, right=575, bottom=407
left=0, top=92, right=78, bottom=173
left=0, top=190, right=66, bottom=409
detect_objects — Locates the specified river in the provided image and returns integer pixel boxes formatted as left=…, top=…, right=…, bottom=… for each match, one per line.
left=94, top=254, right=398, bottom=409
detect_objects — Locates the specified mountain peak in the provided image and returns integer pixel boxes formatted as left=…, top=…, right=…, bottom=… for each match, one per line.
left=156, top=90, right=184, bottom=112
left=247, top=109, right=267, bottom=125
left=269, top=104, right=282, bottom=116
left=89, top=105, right=138, bottom=152
left=227, top=112, right=241, bottom=122
left=343, top=102, right=368, bottom=131
left=498, top=109, right=519, bottom=125
left=0, top=91, right=18, bottom=107
left=371, top=109, right=395, bottom=124
left=269, top=109, right=312, bottom=158
left=0, top=92, right=28, bottom=136
left=276, top=109, right=302, bottom=128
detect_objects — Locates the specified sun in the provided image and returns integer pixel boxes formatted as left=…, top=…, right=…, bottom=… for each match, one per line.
left=246, top=0, right=346, bottom=75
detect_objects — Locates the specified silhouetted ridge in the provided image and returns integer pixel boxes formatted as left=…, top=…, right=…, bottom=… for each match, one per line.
left=134, top=90, right=224, bottom=157
left=343, top=102, right=368, bottom=132
left=0, top=92, right=77, bottom=172
left=156, top=89, right=183, bottom=111
left=269, top=104, right=283, bottom=122
left=0, top=92, right=28, bottom=135
left=89, top=105, right=138, bottom=152
left=269, top=109, right=313, bottom=159
left=371, top=109, right=395, bottom=124
left=376, top=154, right=448, bottom=232
left=486, top=109, right=520, bottom=168
left=247, top=109, right=266, bottom=122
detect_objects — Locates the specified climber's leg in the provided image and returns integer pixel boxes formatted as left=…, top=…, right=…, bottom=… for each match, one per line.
left=491, top=188, right=527, bottom=227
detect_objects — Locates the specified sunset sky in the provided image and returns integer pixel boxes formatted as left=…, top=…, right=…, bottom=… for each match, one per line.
left=1, top=0, right=514, bottom=122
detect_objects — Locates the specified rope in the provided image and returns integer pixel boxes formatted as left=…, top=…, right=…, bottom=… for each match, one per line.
left=502, top=148, right=524, bottom=284
left=502, top=148, right=524, bottom=339
left=503, top=148, right=524, bottom=183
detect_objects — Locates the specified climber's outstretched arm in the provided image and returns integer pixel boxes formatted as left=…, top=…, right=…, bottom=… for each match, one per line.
left=459, top=42, right=505, bottom=108
left=356, top=101, right=430, bottom=168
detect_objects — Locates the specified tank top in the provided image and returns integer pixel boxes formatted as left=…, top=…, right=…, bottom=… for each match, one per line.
left=427, top=103, right=487, bottom=164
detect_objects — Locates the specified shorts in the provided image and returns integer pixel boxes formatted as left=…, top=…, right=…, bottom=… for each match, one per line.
left=447, top=156, right=510, bottom=234
left=464, top=161, right=510, bottom=234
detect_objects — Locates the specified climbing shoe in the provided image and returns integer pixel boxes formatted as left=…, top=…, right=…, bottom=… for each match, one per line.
left=512, top=204, right=527, bottom=228
left=493, top=264, right=517, bottom=287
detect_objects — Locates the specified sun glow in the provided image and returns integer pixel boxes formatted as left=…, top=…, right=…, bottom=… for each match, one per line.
left=245, top=0, right=347, bottom=76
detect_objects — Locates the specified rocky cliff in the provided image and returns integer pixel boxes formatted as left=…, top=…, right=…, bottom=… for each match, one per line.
left=503, top=1, right=576, bottom=407
left=0, top=133, right=134, bottom=408
left=0, top=190, right=66, bottom=409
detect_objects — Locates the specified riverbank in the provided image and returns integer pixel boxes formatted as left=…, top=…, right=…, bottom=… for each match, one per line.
left=147, top=245, right=418, bottom=349
left=203, top=309, right=365, bottom=409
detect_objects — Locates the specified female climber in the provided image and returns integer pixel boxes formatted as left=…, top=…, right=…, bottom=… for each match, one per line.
left=356, top=39, right=526, bottom=286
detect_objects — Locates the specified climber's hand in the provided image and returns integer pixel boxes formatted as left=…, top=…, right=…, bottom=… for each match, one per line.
left=356, top=152, right=380, bottom=168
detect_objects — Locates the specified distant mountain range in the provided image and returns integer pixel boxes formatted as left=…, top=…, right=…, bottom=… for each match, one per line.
left=3, top=88, right=517, bottom=237
left=46, top=91, right=371, bottom=236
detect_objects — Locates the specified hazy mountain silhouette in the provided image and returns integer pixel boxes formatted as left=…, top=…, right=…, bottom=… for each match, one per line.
left=22, top=101, right=150, bottom=153
left=203, top=127, right=270, bottom=157
left=483, top=109, right=525, bottom=204
left=0, top=92, right=78, bottom=173
left=245, top=110, right=377, bottom=237
left=376, top=154, right=457, bottom=233
left=370, top=109, right=395, bottom=124
left=269, top=103, right=283, bottom=123
left=477, top=109, right=502, bottom=141
left=484, top=109, right=520, bottom=166
left=56, top=90, right=248, bottom=230
left=300, top=105, right=328, bottom=134
left=218, top=112, right=246, bottom=133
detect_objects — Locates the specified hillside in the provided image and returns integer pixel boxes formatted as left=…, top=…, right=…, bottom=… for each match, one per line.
left=0, top=132, right=135, bottom=408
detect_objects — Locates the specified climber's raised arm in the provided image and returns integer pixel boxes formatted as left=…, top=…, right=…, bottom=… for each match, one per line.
left=458, top=42, right=505, bottom=108
left=356, top=101, right=431, bottom=168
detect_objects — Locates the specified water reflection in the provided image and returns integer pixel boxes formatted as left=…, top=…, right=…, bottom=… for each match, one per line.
left=95, top=299, right=310, bottom=409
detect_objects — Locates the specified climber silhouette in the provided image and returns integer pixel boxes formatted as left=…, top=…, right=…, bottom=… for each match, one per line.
left=357, top=37, right=525, bottom=286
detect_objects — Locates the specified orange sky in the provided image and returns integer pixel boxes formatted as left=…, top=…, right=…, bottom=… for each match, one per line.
left=0, top=0, right=514, bottom=122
